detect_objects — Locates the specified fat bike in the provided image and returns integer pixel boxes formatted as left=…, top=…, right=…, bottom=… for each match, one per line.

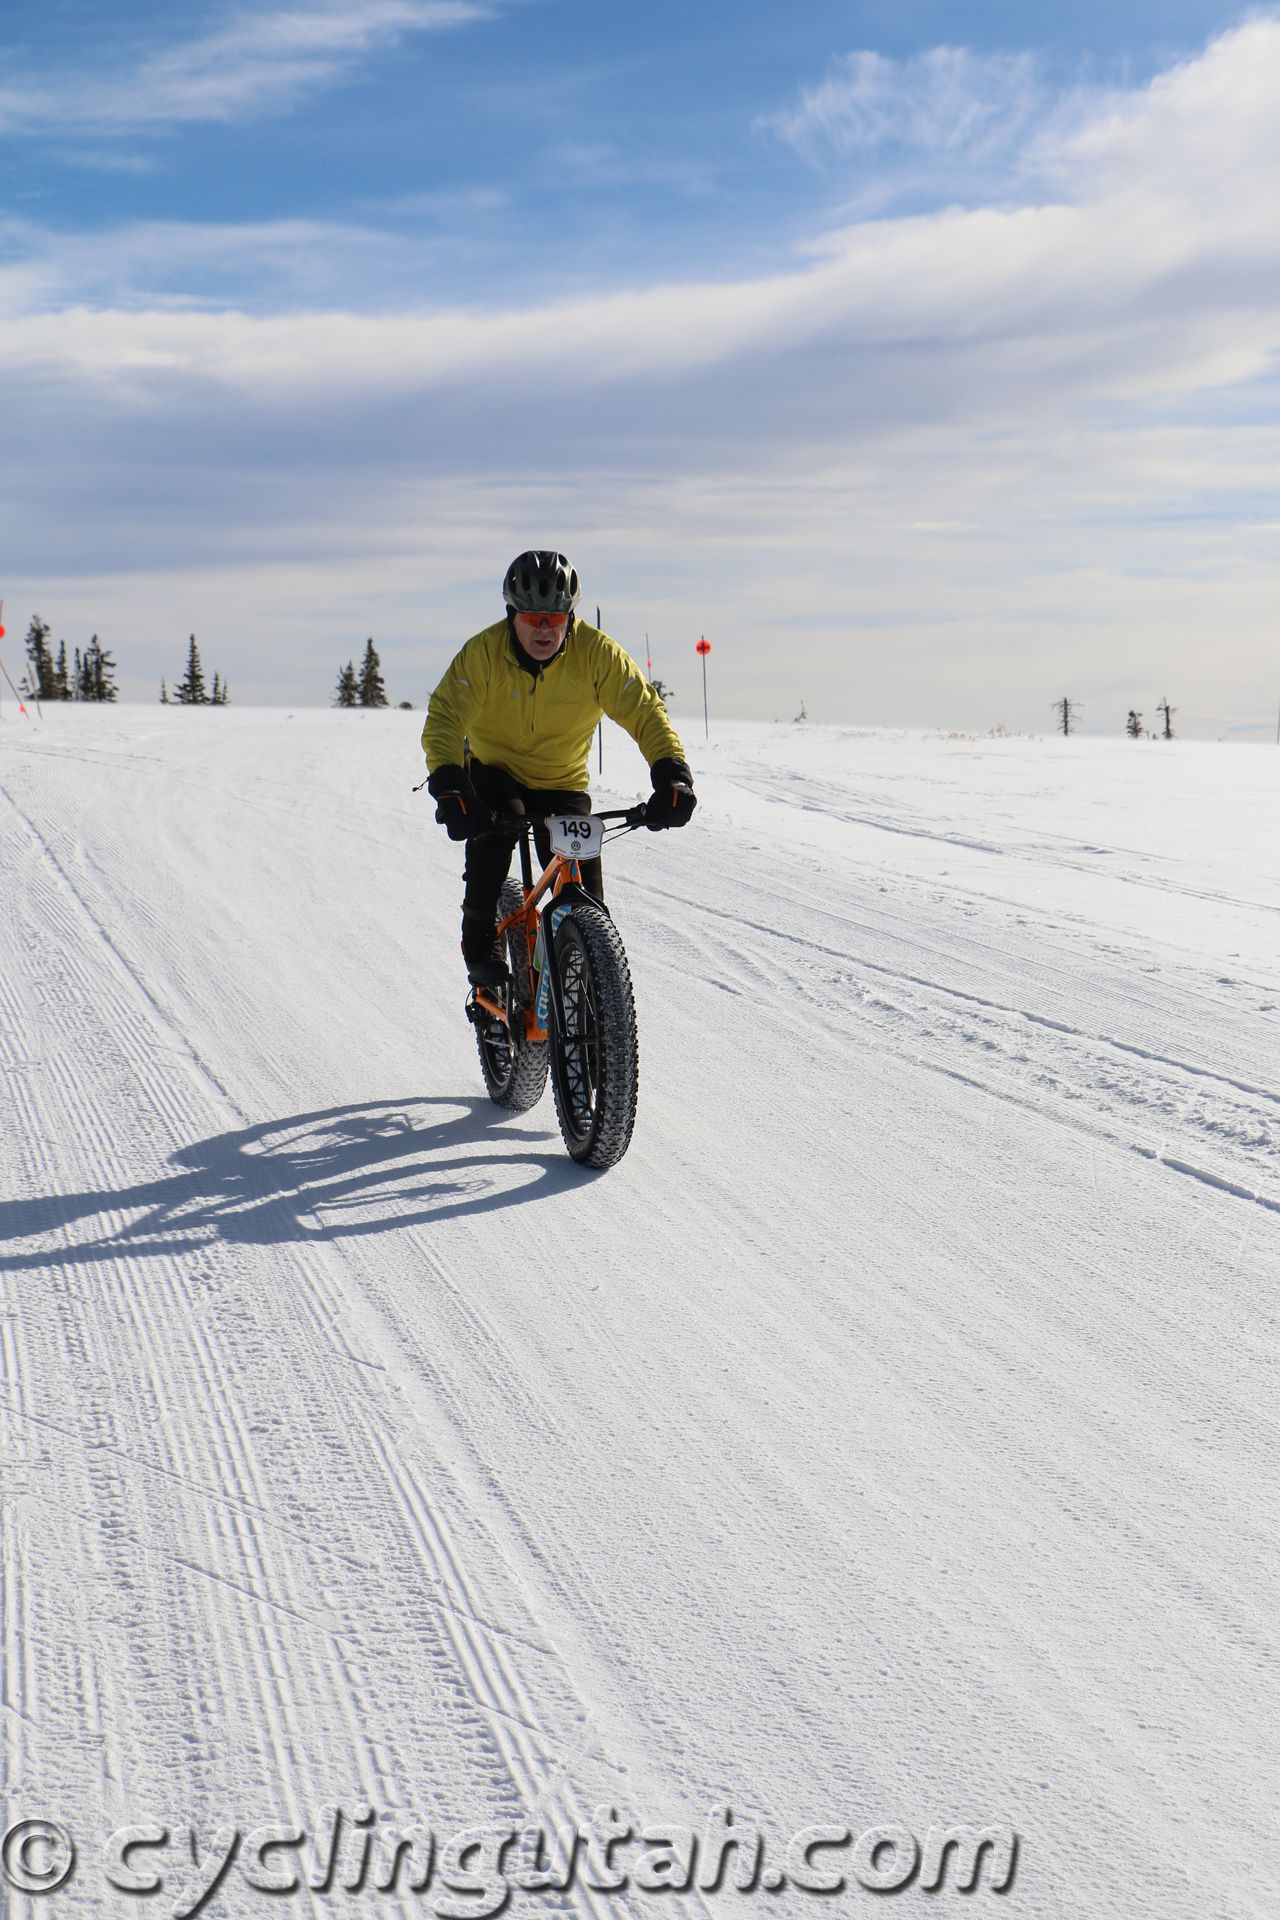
left=465, top=806, right=650, bottom=1171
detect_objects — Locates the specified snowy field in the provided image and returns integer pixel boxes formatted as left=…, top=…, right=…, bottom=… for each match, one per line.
left=1, top=704, right=1278, bottom=1920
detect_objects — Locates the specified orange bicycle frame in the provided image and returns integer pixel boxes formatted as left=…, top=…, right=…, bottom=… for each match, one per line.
left=472, top=845, right=582, bottom=1042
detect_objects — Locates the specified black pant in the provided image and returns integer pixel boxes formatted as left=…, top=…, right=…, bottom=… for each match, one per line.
left=463, top=761, right=604, bottom=921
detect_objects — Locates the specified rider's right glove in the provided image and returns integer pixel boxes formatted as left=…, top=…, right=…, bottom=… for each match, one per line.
left=435, top=792, right=472, bottom=841
left=645, top=756, right=698, bottom=831
left=427, top=763, right=488, bottom=841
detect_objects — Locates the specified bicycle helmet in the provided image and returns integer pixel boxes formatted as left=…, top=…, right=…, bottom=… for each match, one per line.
left=502, top=550, right=581, bottom=615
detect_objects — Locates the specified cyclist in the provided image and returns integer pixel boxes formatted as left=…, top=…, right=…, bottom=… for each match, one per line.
left=423, top=550, right=697, bottom=984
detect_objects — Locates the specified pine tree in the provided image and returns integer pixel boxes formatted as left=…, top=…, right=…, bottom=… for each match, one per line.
left=176, top=635, right=208, bottom=705
left=87, top=636, right=118, bottom=703
left=1156, top=697, right=1175, bottom=740
left=55, top=641, right=71, bottom=700
left=358, top=638, right=388, bottom=708
left=334, top=660, right=359, bottom=707
left=160, top=679, right=169, bottom=704
left=22, top=616, right=56, bottom=703
left=1052, top=696, right=1081, bottom=736
left=1126, top=709, right=1144, bottom=738
left=210, top=673, right=230, bottom=706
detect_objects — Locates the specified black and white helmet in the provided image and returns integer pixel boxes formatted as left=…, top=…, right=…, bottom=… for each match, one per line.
left=502, top=550, right=581, bottom=615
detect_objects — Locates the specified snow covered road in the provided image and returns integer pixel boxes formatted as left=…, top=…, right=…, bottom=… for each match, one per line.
left=1, top=708, right=1277, bottom=1920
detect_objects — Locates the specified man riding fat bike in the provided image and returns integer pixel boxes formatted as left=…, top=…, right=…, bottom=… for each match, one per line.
left=422, top=550, right=697, bottom=985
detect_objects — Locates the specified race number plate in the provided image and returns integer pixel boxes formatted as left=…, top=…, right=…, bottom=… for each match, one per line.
left=547, top=814, right=596, bottom=856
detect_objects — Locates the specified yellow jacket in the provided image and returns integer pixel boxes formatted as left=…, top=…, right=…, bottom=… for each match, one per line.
left=422, top=619, right=686, bottom=789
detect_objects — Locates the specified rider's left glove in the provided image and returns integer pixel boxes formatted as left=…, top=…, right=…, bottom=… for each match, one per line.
left=646, top=756, right=697, bottom=831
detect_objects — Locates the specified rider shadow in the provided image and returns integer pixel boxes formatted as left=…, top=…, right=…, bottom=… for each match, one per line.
left=0, top=1097, right=593, bottom=1274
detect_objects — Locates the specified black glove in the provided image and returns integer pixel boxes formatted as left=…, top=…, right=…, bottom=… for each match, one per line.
left=646, top=756, right=697, bottom=831
left=427, top=763, right=489, bottom=841
left=434, top=792, right=472, bottom=840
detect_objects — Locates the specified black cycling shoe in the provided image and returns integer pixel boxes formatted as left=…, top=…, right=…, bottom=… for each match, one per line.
left=464, top=944, right=509, bottom=988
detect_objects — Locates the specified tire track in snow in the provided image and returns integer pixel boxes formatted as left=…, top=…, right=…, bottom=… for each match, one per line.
left=725, top=760, right=1280, bottom=920
left=627, top=872, right=1280, bottom=1215
left=1, top=762, right=674, bottom=1919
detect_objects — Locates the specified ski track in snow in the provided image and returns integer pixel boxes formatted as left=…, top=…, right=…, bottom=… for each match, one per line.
left=1, top=709, right=1278, bottom=1920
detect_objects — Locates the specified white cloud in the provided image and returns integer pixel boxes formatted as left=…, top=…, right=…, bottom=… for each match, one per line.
left=0, top=1, right=487, bottom=132
left=5, top=19, right=1280, bottom=730
left=765, top=45, right=1043, bottom=165
left=6, top=18, right=1280, bottom=418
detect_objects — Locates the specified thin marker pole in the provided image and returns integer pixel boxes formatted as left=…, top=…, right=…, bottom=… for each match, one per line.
left=0, top=657, right=28, bottom=716
left=596, top=606, right=603, bottom=773
left=696, top=636, right=711, bottom=739
left=0, top=600, right=29, bottom=718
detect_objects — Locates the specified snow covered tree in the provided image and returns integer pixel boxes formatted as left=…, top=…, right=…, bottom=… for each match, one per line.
left=1126, top=709, right=1144, bottom=738
left=334, top=660, right=359, bottom=707
left=160, top=679, right=169, bottom=704
left=1052, top=696, right=1081, bottom=736
left=1156, top=697, right=1175, bottom=740
left=22, top=616, right=56, bottom=703
left=358, top=638, right=388, bottom=707
left=210, top=673, right=230, bottom=706
left=175, top=635, right=208, bottom=704
left=55, top=640, right=71, bottom=700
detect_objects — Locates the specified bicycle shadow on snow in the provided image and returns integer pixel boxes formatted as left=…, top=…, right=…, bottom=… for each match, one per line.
left=0, top=1097, right=596, bottom=1273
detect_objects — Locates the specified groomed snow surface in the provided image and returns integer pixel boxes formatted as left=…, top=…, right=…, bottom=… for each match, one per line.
left=1, top=707, right=1277, bottom=1920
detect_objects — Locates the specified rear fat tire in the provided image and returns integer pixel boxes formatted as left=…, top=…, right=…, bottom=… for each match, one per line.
left=550, top=899, right=639, bottom=1169
left=474, top=880, right=549, bottom=1111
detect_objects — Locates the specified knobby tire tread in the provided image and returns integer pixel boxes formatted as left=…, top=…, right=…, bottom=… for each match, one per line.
left=551, top=899, right=639, bottom=1170
left=474, top=879, right=549, bottom=1111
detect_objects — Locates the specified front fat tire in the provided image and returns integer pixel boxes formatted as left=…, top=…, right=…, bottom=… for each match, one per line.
left=550, top=899, right=639, bottom=1170
left=474, top=881, right=549, bottom=1112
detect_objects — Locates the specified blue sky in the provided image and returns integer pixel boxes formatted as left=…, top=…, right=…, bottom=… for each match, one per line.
left=3, top=1, right=1279, bottom=732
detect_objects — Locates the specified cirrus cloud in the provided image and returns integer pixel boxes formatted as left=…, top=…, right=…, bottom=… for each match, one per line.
left=0, top=1, right=488, bottom=133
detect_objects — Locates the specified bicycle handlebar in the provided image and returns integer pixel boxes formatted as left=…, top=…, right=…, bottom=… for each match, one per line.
left=474, top=804, right=648, bottom=841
